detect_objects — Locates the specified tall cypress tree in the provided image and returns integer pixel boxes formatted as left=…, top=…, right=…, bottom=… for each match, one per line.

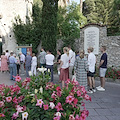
left=83, top=0, right=113, bottom=25
left=83, top=0, right=97, bottom=23
left=41, top=0, right=58, bottom=54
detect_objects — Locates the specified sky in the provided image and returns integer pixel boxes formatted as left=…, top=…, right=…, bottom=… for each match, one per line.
left=71, top=0, right=85, bottom=4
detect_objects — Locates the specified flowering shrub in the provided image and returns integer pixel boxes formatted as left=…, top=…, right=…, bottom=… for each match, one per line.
left=0, top=72, right=91, bottom=120
left=95, top=67, right=120, bottom=80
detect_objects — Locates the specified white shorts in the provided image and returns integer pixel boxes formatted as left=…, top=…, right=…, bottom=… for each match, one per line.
left=99, top=68, right=107, bottom=77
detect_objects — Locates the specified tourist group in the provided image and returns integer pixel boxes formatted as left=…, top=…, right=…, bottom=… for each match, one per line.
left=0, top=45, right=107, bottom=93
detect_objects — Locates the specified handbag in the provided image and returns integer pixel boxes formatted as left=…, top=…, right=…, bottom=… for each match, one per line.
left=72, top=73, right=76, bottom=81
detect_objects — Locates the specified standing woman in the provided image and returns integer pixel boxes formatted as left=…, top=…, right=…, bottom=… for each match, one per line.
left=31, top=53, right=37, bottom=76
left=74, top=50, right=88, bottom=90
left=1, top=52, right=9, bottom=72
left=59, top=47, right=69, bottom=88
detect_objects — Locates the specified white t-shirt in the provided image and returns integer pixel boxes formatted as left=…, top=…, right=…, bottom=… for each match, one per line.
left=5, top=52, right=10, bottom=59
left=45, top=54, right=55, bottom=65
left=20, top=54, right=25, bottom=63
left=88, top=52, right=96, bottom=73
left=61, top=53, right=69, bottom=69
left=69, top=49, right=75, bottom=66
left=32, top=56, right=37, bottom=66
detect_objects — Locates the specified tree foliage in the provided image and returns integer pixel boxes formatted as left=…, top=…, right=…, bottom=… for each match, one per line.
left=41, top=0, right=58, bottom=54
left=57, top=2, right=87, bottom=49
left=83, top=0, right=120, bottom=35
left=13, top=3, right=42, bottom=54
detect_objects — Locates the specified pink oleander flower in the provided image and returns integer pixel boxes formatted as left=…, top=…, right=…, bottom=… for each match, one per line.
left=50, top=102, right=55, bottom=109
left=12, top=112, right=18, bottom=119
left=81, top=87, right=86, bottom=94
left=53, top=116, right=60, bottom=120
left=73, top=98, right=78, bottom=105
left=69, top=115, right=75, bottom=120
left=43, top=104, right=49, bottom=110
left=0, top=101, right=4, bottom=107
left=79, top=112, right=86, bottom=120
left=65, top=79, right=71, bottom=84
left=0, top=113, right=5, bottom=118
left=66, top=95, right=74, bottom=104
left=36, top=99, right=44, bottom=108
left=75, top=114, right=79, bottom=120
left=51, top=91, right=57, bottom=99
left=77, top=90, right=81, bottom=97
left=56, top=86, right=61, bottom=91
left=13, top=97, right=18, bottom=104
left=15, top=76, right=21, bottom=82
left=84, top=94, right=91, bottom=101
left=55, top=102, right=63, bottom=112
left=16, top=105, right=23, bottom=113
left=6, top=96, right=12, bottom=103
left=71, top=80, right=79, bottom=86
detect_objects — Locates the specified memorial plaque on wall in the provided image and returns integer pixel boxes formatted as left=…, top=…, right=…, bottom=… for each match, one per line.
left=84, top=27, right=99, bottom=54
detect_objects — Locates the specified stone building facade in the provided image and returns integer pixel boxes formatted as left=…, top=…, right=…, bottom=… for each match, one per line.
left=57, top=24, right=120, bottom=68
left=0, top=0, right=33, bottom=53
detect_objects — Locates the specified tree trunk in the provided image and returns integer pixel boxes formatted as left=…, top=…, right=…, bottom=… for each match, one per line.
left=80, top=0, right=83, bottom=13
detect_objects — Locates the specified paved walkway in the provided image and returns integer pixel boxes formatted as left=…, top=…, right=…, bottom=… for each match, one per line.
left=0, top=72, right=120, bottom=120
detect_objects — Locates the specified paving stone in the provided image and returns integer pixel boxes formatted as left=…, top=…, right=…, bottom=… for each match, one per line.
left=106, top=116, right=120, bottom=120
left=86, top=117, right=92, bottom=120
left=88, top=109, right=98, bottom=116
left=98, top=102, right=120, bottom=109
left=109, top=108, right=120, bottom=115
left=95, top=109, right=114, bottom=116
left=85, top=103, right=101, bottom=109
left=90, top=116, right=108, bottom=120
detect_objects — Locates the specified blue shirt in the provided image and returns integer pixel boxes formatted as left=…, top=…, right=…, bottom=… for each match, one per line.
left=9, top=56, right=17, bottom=64
left=100, top=53, right=107, bottom=68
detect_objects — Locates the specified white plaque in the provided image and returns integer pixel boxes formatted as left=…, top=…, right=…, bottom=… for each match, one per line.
left=84, top=27, right=99, bottom=54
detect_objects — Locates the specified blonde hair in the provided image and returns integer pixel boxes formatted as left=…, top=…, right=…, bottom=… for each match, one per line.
left=102, top=46, right=106, bottom=51
left=63, top=47, right=69, bottom=56
left=79, top=50, right=84, bottom=59
left=88, top=47, right=94, bottom=52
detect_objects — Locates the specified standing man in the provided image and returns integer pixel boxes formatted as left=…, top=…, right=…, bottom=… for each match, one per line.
left=19, top=52, right=25, bottom=75
left=25, top=52, right=32, bottom=77
left=9, top=52, right=17, bottom=80
left=5, top=50, right=10, bottom=59
left=38, top=48, right=46, bottom=68
left=68, top=45, right=75, bottom=80
left=87, top=47, right=96, bottom=93
left=45, top=50, right=55, bottom=82
left=96, top=46, right=107, bottom=91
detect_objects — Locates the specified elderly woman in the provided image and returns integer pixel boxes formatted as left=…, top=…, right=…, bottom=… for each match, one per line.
left=1, top=52, right=9, bottom=72
left=59, top=47, right=69, bottom=88
left=74, top=50, right=88, bottom=90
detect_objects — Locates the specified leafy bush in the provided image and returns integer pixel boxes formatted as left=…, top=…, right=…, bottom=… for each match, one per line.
left=95, top=67, right=120, bottom=80
left=0, top=70, right=91, bottom=120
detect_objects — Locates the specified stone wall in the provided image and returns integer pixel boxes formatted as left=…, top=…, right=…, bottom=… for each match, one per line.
left=57, top=24, right=120, bottom=68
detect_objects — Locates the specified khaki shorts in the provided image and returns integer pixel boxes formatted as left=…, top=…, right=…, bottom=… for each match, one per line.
left=99, top=68, right=107, bottom=77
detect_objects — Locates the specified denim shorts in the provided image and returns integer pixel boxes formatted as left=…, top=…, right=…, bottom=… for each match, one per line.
left=99, top=68, right=107, bottom=77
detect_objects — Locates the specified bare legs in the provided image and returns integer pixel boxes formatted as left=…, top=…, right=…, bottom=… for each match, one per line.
left=88, top=77, right=95, bottom=89
left=62, top=81, right=65, bottom=88
left=100, top=77, right=105, bottom=88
